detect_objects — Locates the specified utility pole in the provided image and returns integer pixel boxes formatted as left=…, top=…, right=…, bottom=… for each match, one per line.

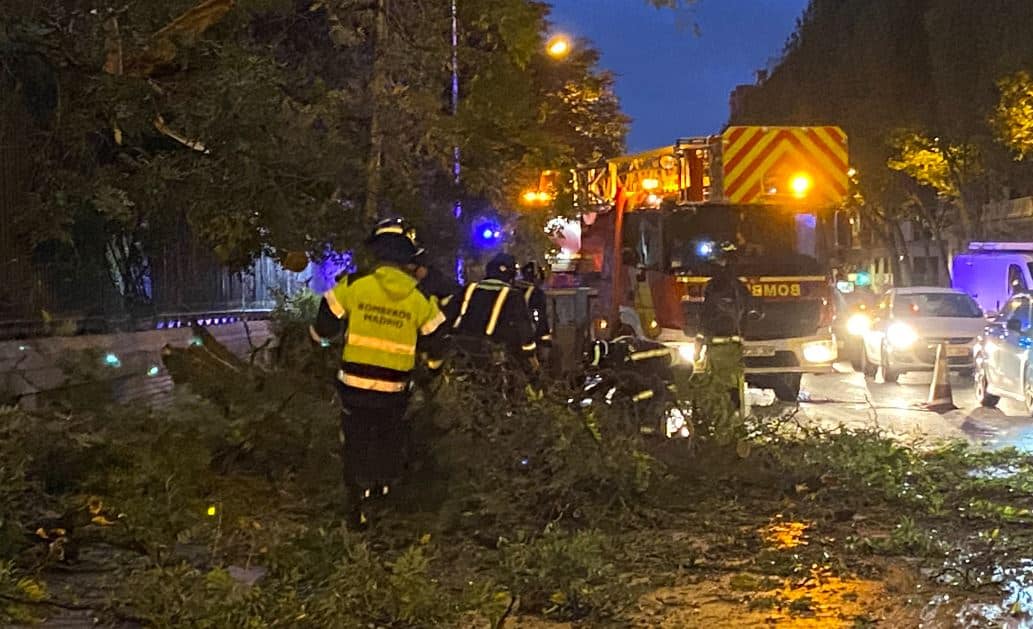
left=363, top=0, right=387, bottom=222
left=451, top=0, right=465, bottom=282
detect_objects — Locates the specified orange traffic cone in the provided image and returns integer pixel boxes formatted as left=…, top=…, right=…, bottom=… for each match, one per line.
left=921, top=344, right=956, bottom=413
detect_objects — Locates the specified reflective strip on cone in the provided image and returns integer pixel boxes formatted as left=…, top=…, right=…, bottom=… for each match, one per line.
left=338, top=370, right=406, bottom=393
left=485, top=286, right=511, bottom=336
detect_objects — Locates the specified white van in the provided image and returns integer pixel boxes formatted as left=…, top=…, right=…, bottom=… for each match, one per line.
left=951, top=242, right=1033, bottom=315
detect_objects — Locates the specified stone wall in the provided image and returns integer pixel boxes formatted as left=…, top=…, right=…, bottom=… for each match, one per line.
left=0, top=320, right=274, bottom=408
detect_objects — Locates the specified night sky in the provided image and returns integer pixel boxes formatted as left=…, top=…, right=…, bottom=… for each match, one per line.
left=547, top=0, right=809, bottom=152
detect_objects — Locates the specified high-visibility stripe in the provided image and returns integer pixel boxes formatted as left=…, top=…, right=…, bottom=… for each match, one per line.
left=632, top=390, right=654, bottom=402
left=347, top=333, right=416, bottom=356
left=591, top=342, right=605, bottom=366
left=539, top=334, right=553, bottom=342
left=485, top=286, right=511, bottom=336
left=521, top=342, right=537, bottom=352
left=524, top=285, right=535, bottom=303
left=630, top=348, right=670, bottom=361
left=420, top=310, right=446, bottom=335
left=452, top=283, right=479, bottom=328
left=324, top=290, right=345, bottom=318
left=440, top=295, right=453, bottom=307
left=426, top=358, right=443, bottom=370
left=338, top=370, right=406, bottom=392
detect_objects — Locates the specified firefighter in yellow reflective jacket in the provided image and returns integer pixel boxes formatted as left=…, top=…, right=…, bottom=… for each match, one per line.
left=447, top=253, right=539, bottom=371
left=310, top=220, right=445, bottom=529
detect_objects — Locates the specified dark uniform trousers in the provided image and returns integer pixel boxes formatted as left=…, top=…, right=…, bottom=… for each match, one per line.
left=336, top=384, right=409, bottom=489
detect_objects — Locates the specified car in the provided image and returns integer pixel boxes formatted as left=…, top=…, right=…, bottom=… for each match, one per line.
left=974, top=293, right=1033, bottom=414
left=860, top=287, right=985, bottom=383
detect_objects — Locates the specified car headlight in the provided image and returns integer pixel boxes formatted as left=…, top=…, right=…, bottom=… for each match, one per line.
left=846, top=313, right=871, bottom=336
left=802, top=340, right=837, bottom=363
left=667, top=342, right=696, bottom=366
left=887, top=322, right=918, bottom=349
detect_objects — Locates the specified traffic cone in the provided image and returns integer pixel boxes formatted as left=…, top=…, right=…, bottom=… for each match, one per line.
left=921, top=344, right=956, bottom=413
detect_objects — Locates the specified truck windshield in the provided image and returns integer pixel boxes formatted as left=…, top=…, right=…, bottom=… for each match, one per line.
left=893, top=293, right=983, bottom=318
left=654, top=205, right=824, bottom=275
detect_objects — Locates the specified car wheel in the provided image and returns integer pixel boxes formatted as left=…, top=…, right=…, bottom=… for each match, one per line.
left=976, top=367, right=999, bottom=408
left=881, top=345, right=900, bottom=384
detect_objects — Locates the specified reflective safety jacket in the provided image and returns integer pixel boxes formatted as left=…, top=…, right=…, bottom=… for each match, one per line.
left=314, top=265, right=445, bottom=396
left=446, top=278, right=537, bottom=357
left=514, top=280, right=552, bottom=348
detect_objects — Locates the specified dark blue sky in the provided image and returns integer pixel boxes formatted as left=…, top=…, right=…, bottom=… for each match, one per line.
left=547, top=0, right=809, bottom=151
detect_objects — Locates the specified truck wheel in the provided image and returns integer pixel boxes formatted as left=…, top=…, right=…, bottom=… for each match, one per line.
left=771, top=374, right=802, bottom=402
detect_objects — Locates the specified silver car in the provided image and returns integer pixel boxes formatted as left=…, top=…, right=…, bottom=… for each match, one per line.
left=975, top=293, right=1033, bottom=414
left=861, top=287, right=985, bottom=383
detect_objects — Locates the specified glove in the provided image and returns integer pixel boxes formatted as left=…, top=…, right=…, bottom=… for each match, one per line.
left=309, top=325, right=332, bottom=348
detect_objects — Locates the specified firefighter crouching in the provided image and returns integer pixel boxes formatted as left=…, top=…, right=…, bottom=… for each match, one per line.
left=587, top=324, right=679, bottom=435
left=516, top=261, right=553, bottom=363
left=447, top=253, right=540, bottom=375
left=310, top=222, right=446, bottom=529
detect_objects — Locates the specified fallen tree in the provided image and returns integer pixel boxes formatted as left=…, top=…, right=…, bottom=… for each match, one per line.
left=2, top=326, right=1033, bottom=626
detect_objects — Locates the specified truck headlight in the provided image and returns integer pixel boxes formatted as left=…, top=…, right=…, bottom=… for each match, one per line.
left=887, top=322, right=918, bottom=349
left=667, top=342, right=696, bottom=365
left=846, top=312, right=871, bottom=336
left=802, top=340, right=837, bottom=364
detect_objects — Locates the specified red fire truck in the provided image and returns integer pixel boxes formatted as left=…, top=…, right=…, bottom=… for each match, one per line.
left=557, top=126, right=850, bottom=401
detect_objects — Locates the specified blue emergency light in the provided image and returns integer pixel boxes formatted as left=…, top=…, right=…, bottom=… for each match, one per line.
left=696, top=241, right=715, bottom=258
left=472, top=218, right=503, bottom=249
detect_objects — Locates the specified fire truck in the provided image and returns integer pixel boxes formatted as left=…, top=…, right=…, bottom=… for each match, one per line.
left=551, top=126, right=850, bottom=401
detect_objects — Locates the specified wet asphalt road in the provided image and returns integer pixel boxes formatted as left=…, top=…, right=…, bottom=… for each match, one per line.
left=753, top=364, right=1033, bottom=450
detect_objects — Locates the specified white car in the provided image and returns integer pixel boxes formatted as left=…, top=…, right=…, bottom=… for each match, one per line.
left=974, top=293, right=1033, bottom=414
left=861, top=287, right=985, bottom=383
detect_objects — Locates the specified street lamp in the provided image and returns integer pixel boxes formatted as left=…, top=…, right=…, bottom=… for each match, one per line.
left=546, top=35, right=572, bottom=59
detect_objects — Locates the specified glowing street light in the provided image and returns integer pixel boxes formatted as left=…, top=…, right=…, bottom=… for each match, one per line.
left=546, top=35, right=571, bottom=59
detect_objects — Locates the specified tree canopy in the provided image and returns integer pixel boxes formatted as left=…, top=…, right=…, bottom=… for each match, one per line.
left=0, top=0, right=628, bottom=310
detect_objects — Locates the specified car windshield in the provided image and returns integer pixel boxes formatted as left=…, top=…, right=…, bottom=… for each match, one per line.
left=893, top=293, right=982, bottom=318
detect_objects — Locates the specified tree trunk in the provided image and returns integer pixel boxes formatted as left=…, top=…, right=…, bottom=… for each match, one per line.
left=363, top=0, right=388, bottom=222
left=890, top=221, right=913, bottom=286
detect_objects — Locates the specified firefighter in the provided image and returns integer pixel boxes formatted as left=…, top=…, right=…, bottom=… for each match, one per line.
left=587, top=323, right=676, bottom=434
left=448, top=252, right=539, bottom=373
left=310, top=220, right=446, bottom=529
left=699, top=242, right=754, bottom=413
left=516, top=261, right=553, bottom=359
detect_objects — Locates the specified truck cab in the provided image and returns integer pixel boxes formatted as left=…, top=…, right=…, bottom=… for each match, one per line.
left=952, top=242, right=1033, bottom=315
left=624, top=203, right=837, bottom=401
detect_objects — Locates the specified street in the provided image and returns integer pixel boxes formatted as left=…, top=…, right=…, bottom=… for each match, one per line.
left=764, top=365, right=1033, bottom=449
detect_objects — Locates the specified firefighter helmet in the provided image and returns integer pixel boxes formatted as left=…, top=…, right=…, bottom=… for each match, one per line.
left=486, top=253, right=517, bottom=283
left=367, top=218, right=418, bottom=246
left=367, top=221, right=421, bottom=265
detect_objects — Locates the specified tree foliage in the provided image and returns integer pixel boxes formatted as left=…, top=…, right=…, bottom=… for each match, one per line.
left=992, top=70, right=1033, bottom=161
left=0, top=0, right=627, bottom=296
